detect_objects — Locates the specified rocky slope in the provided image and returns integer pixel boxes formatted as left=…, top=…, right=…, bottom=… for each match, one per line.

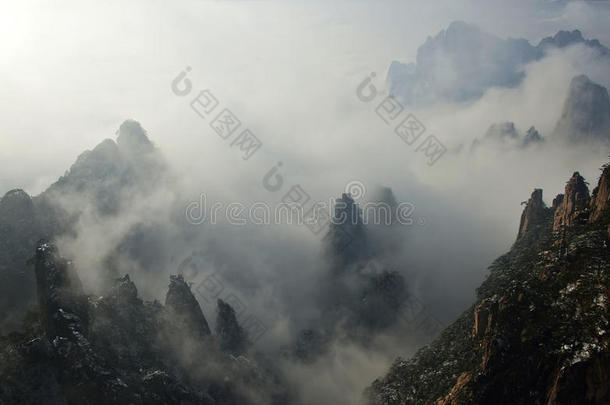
left=0, top=241, right=289, bottom=405
left=366, top=167, right=610, bottom=404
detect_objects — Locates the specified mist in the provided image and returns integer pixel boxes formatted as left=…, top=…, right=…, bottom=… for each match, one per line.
left=1, top=1, right=609, bottom=404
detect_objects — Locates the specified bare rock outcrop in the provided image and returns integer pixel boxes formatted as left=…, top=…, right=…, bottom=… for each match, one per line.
left=517, top=189, right=547, bottom=240
left=590, top=165, right=610, bottom=223
left=164, top=274, right=211, bottom=339
left=552, top=172, right=590, bottom=231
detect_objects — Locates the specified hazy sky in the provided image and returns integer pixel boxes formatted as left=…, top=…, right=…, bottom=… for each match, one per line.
left=1, top=0, right=609, bottom=196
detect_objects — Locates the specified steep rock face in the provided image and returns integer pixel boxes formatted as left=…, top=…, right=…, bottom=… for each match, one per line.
left=31, top=241, right=139, bottom=404
left=554, top=75, right=610, bottom=143
left=553, top=172, right=590, bottom=231
left=34, top=241, right=87, bottom=339
left=366, top=168, right=610, bottom=405
left=164, top=274, right=211, bottom=339
left=590, top=165, right=610, bottom=223
left=0, top=190, right=43, bottom=331
left=324, top=193, right=372, bottom=268
left=216, top=299, right=248, bottom=356
left=517, top=189, right=548, bottom=240
left=294, top=191, right=411, bottom=362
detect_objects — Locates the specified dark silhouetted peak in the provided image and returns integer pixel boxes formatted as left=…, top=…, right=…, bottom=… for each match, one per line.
left=517, top=189, right=548, bottom=240
left=0, top=189, right=34, bottom=224
left=324, top=193, right=371, bottom=267
left=1, top=188, right=32, bottom=205
left=34, top=240, right=87, bottom=339
left=590, top=163, right=610, bottom=222
left=109, top=274, right=139, bottom=304
left=554, top=75, right=610, bottom=142
left=116, top=119, right=154, bottom=155
left=553, top=172, right=590, bottom=231
left=552, top=194, right=564, bottom=210
left=538, top=29, right=609, bottom=56
left=522, top=126, right=544, bottom=147
left=485, top=122, right=519, bottom=140
left=164, top=274, right=211, bottom=338
left=216, top=299, right=247, bottom=355
left=43, top=120, right=167, bottom=217
left=540, top=29, right=583, bottom=46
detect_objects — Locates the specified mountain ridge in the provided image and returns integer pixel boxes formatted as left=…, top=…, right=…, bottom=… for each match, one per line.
left=366, top=165, right=610, bottom=404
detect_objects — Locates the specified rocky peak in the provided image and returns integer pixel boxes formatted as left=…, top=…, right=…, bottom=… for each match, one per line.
left=538, top=30, right=585, bottom=49
left=554, top=75, right=610, bottom=143
left=590, top=164, right=610, bottom=222
left=116, top=119, right=154, bottom=155
left=109, top=274, right=139, bottom=305
left=216, top=299, right=247, bottom=355
left=485, top=122, right=519, bottom=140
left=552, top=194, right=564, bottom=210
left=324, top=193, right=371, bottom=267
left=0, top=189, right=34, bottom=223
left=522, top=126, right=543, bottom=147
left=1, top=188, right=32, bottom=206
left=517, top=189, right=547, bottom=240
left=367, top=165, right=610, bottom=405
left=164, top=274, right=211, bottom=338
left=553, top=172, right=590, bottom=231
left=537, top=29, right=609, bottom=56
left=34, top=240, right=87, bottom=339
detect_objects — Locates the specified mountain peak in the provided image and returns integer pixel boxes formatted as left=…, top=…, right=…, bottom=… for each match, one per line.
left=116, top=120, right=154, bottom=154
left=517, top=188, right=547, bottom=240
left=523, top=126, right=543, bottom=146
left=552, top=171, right=590, bottom=231
left=554, top=75, right=610, bottom=143
left=216, top=299, right=248, bottom=355
left=164, top=274, right=211, bottom=338
left=590, top=164, right=610, bottom=222
left=538, top=29, right=609, bottom=55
